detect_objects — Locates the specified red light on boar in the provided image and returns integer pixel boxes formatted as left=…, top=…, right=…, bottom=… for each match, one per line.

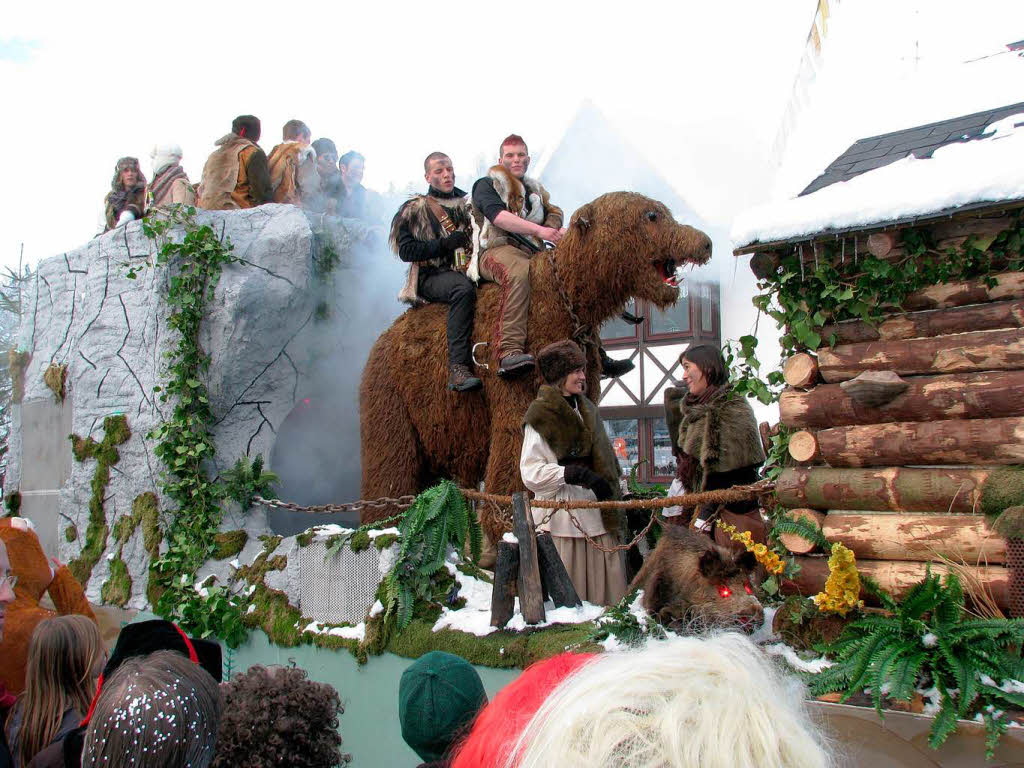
left=744, top=582, right=753, bottom=595
left=717, top=585, right=731, bottom=599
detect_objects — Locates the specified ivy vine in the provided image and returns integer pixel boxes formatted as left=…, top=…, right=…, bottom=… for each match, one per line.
left=132, top=206, right=247, bottom=646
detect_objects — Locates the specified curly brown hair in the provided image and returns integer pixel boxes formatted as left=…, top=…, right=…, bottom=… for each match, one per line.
left=211, top=665, right=350, bottom=767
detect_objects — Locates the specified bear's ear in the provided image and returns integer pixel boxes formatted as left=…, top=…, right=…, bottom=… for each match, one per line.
left=574, top=203, right=594, bottom=235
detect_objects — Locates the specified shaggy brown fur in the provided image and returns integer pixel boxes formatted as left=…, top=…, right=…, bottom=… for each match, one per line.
left=360, top=192, right=711, bottom=543
left=629, top=525, right=763, bottom=633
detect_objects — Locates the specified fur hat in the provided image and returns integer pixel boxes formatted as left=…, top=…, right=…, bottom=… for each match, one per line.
left=399, top=651, right=487, bottom=762
left=536, top=340, right=586, bottom=385
left=150, top=144, right=183, bottom=176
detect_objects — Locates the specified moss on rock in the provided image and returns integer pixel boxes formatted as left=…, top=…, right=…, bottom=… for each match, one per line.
left=101, top=557, right=132, bottom=607
left=982, top=466, right=1024, bottom=521
left=296, top=530, right=315, bottom=547
left=43, top=363, right=67, bottom=402
left=4, top=492, right=20, bottom=517
left=65, top=525, right=78, bottom=543
left=235, top=536, right=284, bottom=585
left=373, top=533, right=398, bottom=551
left=349, top=530, right=371, bottom=552
left=213, top=530, right=249, bottom=560
left=68, top=415, right=131, bottom=586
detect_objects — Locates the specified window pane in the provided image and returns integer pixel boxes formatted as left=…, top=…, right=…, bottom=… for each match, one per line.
left=604, top=419, right=639, bottom=478
left=648, top=293, right=690, bottom=335
left=701, top=283, right=713, bottom=332
left=600, top=299, right=638, bottom=342
left=650, top=418, right=676, bottom=478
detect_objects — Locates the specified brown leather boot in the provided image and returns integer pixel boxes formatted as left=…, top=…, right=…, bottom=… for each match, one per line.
left=448, top=363, right=482, bottom=392
left=497, top=352, right=535, bottom=378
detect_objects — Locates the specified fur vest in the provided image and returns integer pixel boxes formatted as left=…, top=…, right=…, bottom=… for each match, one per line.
left=198, top=134, right=257, bottom=210
left=467, top=167, right=560, bottom=282
left=389, top=191, right=472, bottom=305
left=665, top=385, right=765, bottom=492
left=267, top=141, right=317, bottom=205
left=524, top=385, right=623, bottom=533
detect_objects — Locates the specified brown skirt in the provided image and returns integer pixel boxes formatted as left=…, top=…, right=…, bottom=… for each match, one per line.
left=552, top=533, right=628, bottom=607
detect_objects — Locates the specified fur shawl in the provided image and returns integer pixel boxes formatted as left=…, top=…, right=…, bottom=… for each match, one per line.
left=665, top=385, right=765, bottom=491
left=389, top=191, right=471, bottom=305
left=524, top=385, right=623, bottom=533
left=467, top=167, right=552, bottom=282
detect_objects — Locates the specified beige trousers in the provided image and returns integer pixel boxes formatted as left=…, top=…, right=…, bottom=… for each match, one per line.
left=479, top=244, right=532, bottom=359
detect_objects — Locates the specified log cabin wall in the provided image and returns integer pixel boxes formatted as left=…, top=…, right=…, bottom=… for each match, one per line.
left=761, top=212, right=1024, bottom=614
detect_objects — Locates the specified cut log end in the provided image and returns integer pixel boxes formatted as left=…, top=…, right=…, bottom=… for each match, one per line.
left=788, top=430, right=820, bottom=463
left=778, top=509, right=825, bottom=554
left=749, top=252, right=780, bottom=281
left=839, top=370, right=908, bottom=407
left=867, top=232, right=900, bottom=258
left=783, top=353, right=819, bottom=388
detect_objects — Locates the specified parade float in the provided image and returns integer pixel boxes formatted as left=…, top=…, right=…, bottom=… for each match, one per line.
left=3, top=106, right=1024, bottom=765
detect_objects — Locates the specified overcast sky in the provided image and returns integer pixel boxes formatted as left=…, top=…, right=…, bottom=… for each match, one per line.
left=2, top=0, right=818, bottom=271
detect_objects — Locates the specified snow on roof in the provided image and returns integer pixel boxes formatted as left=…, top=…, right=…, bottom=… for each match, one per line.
left=731, top=112, right=1024, bottom=251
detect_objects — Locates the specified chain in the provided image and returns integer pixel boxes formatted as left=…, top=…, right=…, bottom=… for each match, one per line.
left=544, top=248, right=592, bottom=352
left=251, top=495, right=416, bottom=515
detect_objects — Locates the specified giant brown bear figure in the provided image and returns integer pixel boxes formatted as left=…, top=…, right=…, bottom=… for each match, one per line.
left=360, top=192, right=711, bottom=542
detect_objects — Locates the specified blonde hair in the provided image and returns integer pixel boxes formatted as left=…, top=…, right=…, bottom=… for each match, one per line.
left=8, top=615, right=103, bottom=767
left=504, top=633, right=832, bottom=768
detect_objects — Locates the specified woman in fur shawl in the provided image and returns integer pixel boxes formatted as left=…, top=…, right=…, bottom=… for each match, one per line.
left=519, top=340, right=627, bottom=606
left=666, top=344, right=766, bottom=542
left=103, top=157, right=147, bottom=231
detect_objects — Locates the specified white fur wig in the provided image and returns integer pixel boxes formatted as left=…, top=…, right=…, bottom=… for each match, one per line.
left=504, top=632, right=833, bottom=768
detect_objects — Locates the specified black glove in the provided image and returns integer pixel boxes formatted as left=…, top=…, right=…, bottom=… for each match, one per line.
left=563, top=465, right=614, bottom=501
left=442, top=230, right=471, bottom=253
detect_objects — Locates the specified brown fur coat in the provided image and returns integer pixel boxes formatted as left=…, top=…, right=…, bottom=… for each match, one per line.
left=389, top=192, right=472, bottom=304
left=665, top=385, right=764, bottom=491
left=198, top=134, right=260, bottom=210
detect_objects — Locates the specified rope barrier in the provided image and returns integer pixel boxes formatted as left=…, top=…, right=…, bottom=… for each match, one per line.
left=252, top=481, right=774, bottom=554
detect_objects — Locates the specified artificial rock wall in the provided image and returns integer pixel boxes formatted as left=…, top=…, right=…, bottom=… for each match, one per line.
left=6, top=205, right=387, bottom=609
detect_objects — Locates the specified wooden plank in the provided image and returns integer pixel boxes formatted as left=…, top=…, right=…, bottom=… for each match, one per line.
left=536, top=532, right=582, bottom=608
left=512, top=492, right=545, bottom=624
left=902, top=271, right=1024, bottom=311
left=816, top=328, right=1024, bottom=382
left=779, top=370, right=1024, bottom=429
left=490, top=541, right=520, bottom=628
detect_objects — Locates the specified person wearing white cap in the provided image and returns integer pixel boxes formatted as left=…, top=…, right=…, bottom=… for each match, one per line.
left=148, top=144, right=196, bottom=208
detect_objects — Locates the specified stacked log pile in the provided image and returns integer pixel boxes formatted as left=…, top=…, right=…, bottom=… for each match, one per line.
left=767, top=220, right=1024, bottom=613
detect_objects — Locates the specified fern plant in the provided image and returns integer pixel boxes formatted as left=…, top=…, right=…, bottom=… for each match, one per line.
left=589, top=591, right=666, bottom=648
left=378, top=480, right=482, bottom=632
left=218, top=454, right=279, bottom=509
left=809, top=569, right=1024, bottom=757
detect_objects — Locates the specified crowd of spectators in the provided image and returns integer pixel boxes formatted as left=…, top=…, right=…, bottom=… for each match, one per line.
left=102, top=114, right=381, bottom=234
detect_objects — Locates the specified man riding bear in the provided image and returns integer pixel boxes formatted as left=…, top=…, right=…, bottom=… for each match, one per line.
left=469, top=134, right=635, bottom=379
left=390, top=152, right=481, bottom=393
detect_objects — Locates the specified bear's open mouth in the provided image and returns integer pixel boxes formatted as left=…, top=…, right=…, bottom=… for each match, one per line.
left=652, top=257, right=679, bottom=287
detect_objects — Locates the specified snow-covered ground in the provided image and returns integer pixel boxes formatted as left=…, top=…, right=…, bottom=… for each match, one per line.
left=732, top=112, right=1024, bottom=248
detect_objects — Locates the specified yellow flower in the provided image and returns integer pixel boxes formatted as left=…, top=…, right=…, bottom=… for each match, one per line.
left=715, top=521, right=789, bottom=576
left=753, top=543, right=768, bottom=557
left=813, top=543, right=862, bottom=617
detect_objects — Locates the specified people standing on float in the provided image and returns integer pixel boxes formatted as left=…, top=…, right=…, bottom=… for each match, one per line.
left=389, top=152, right=481, bottom=393
left=520, top=340, right=627, bottom=605
left=197, top=115, right=272, bottom=210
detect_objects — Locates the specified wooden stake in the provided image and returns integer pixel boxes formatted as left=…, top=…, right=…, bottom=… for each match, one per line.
left=512, top=492, right=545, bottom=624
left=536, top=532, right=582, bottom=608
left=490, top=541, right=520, bottom=628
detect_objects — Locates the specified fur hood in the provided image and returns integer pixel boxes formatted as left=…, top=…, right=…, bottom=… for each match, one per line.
left=665, top=385, right=765, bottom=490
left=467, top=167, right=551, bottom=282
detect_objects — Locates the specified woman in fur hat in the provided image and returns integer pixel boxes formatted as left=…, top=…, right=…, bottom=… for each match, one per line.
left=520, top=340, right=627, bottom=606
left=103, top=157, right=147, bottom=231
left=666, top=344, right=766, bottom=542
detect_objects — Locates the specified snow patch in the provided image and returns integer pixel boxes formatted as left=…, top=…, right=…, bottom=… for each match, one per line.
left=302, top=621, right=366, bottom=642
left=502, top=532, right=518, bottom=544
left=732, top=114, right=1024, bottom=248
left=762, top=643, right=833, bottom=674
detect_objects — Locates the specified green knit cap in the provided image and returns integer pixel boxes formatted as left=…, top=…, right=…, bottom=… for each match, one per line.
left=399, top=651, right=487, bottom=762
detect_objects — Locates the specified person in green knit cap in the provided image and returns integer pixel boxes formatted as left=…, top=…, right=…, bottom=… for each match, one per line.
left=399, top=651, right=488, bottom=767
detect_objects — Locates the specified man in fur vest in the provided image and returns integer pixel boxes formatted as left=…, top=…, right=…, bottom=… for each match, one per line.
left=520, top=340, right=627, bottom=605
left=197, top=115, right=272, bottom=210
left=267, top=119, right=320, bottom=206
left=470, top=135, right=636, bottom=380
left=390, top=152, right=481, bottom=393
